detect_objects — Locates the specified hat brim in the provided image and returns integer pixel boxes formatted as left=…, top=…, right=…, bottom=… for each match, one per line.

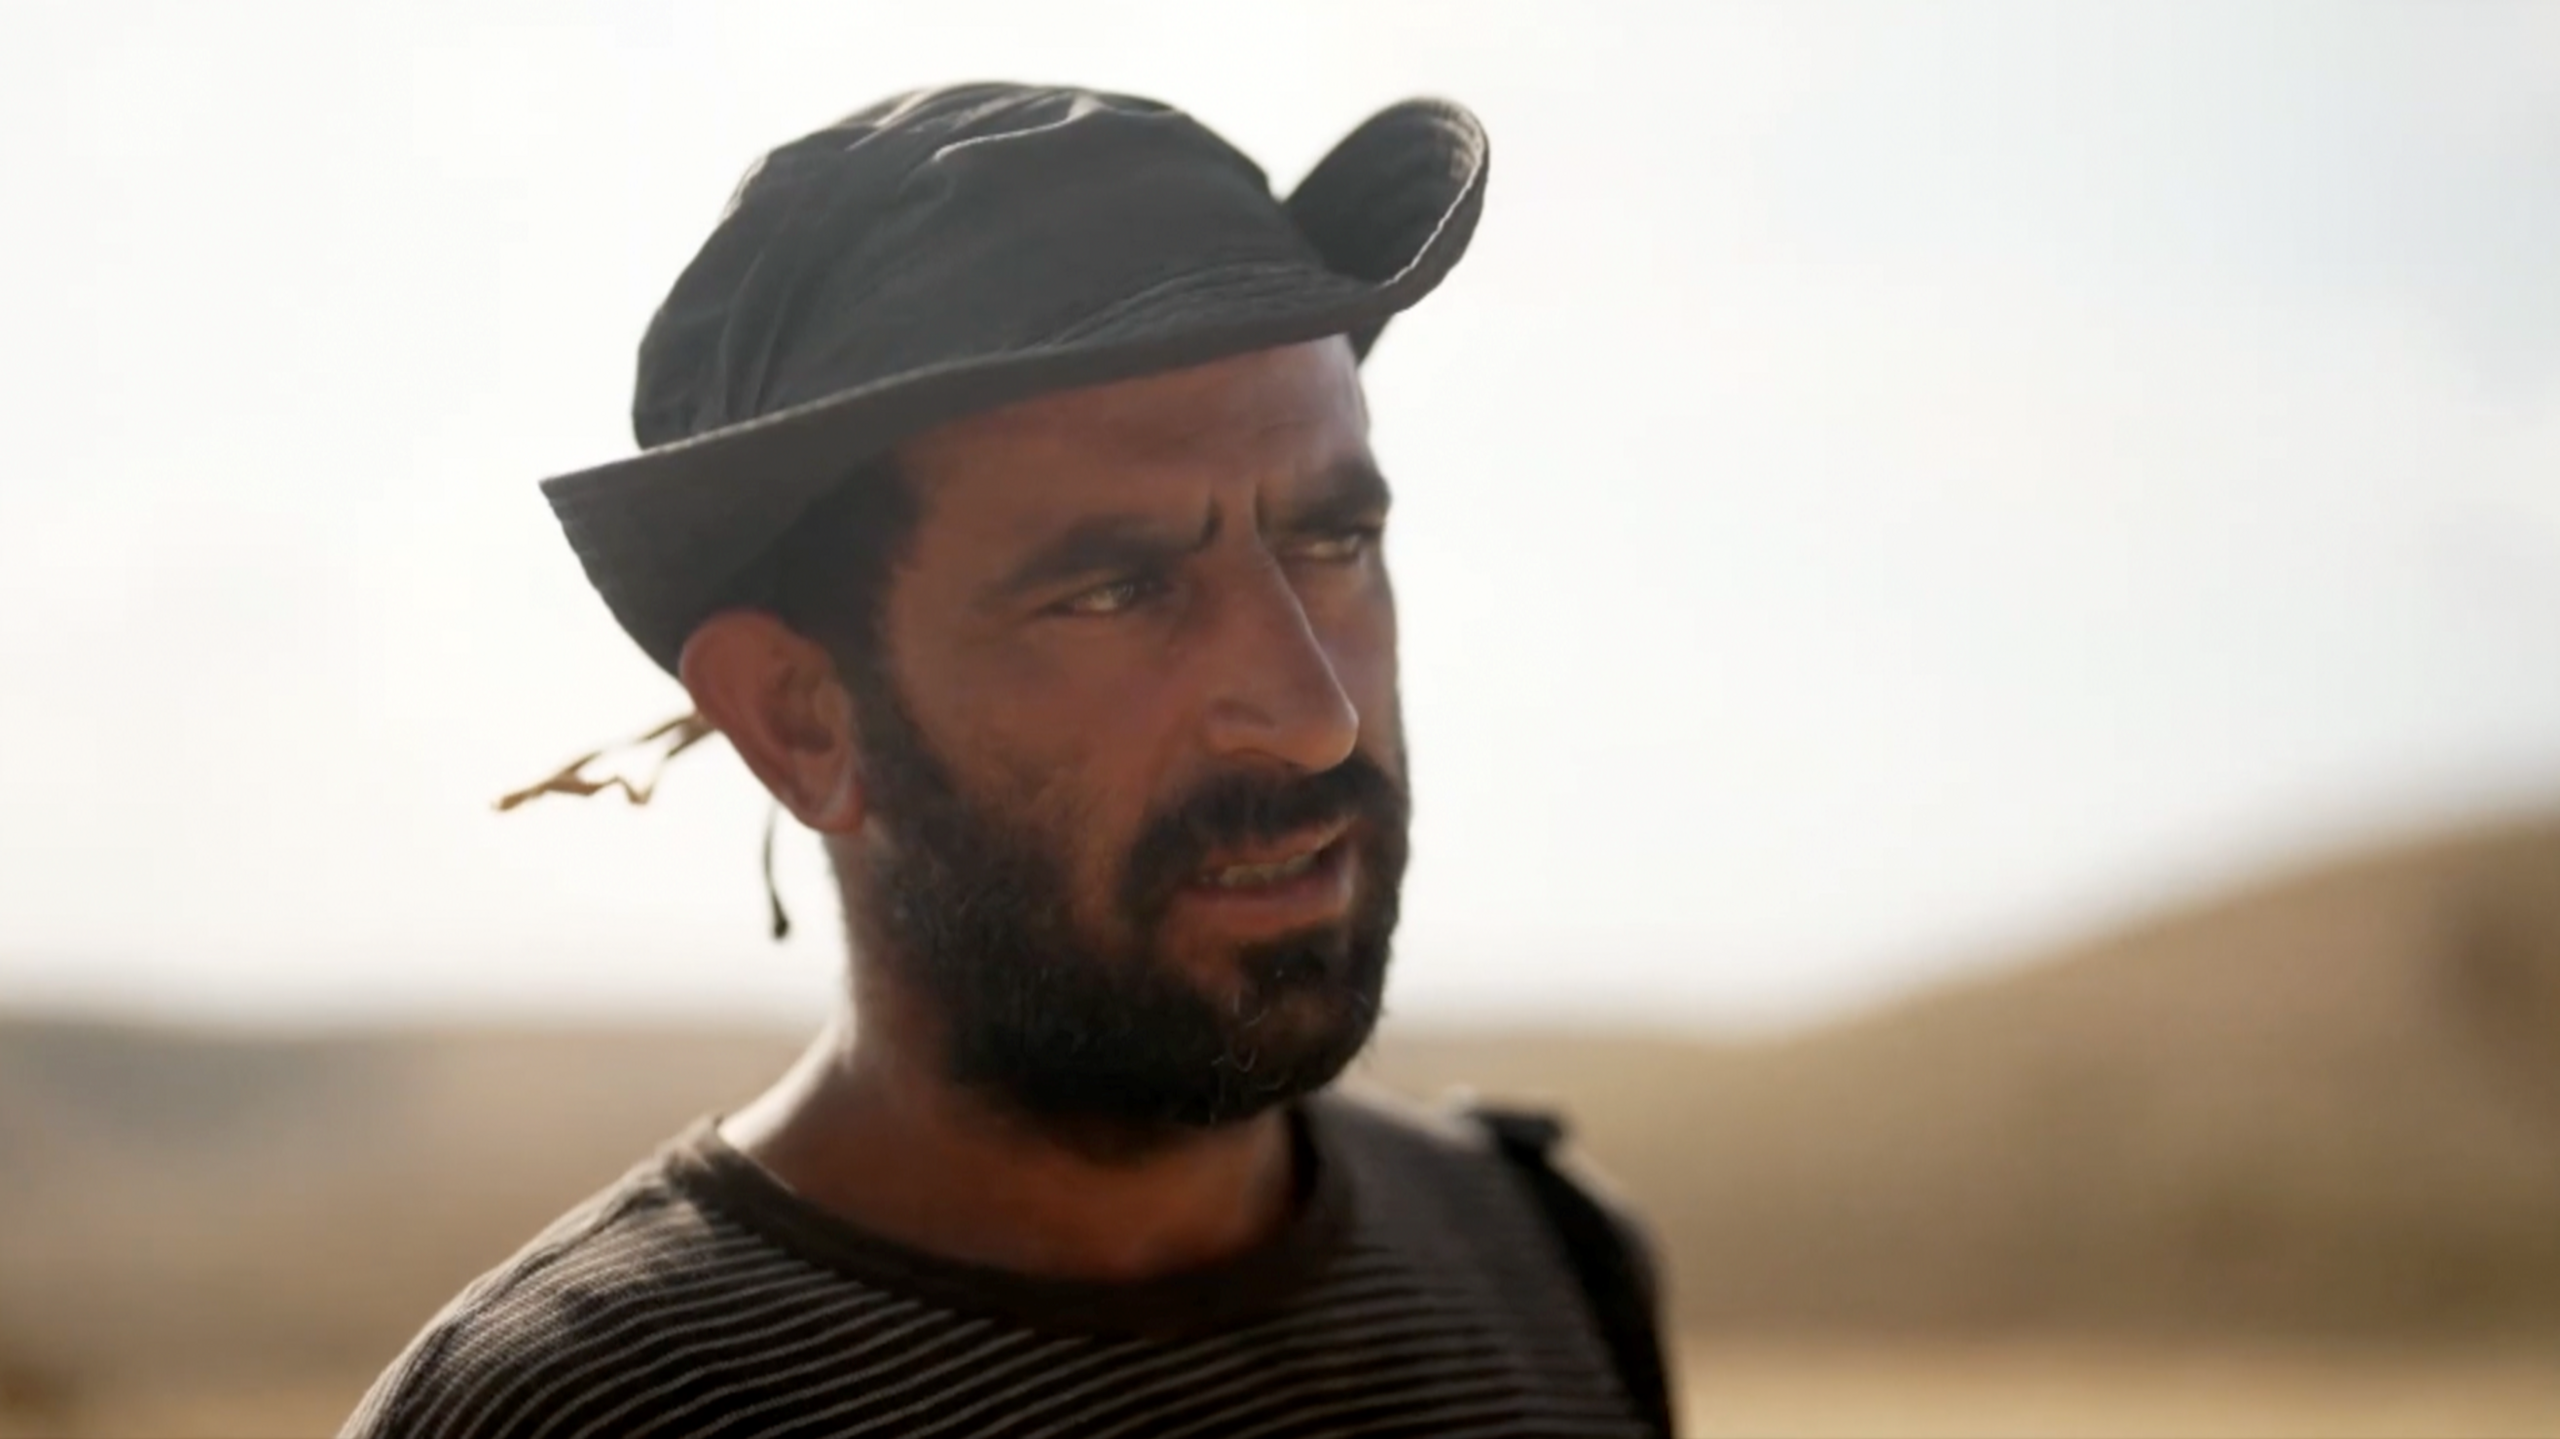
left=540, top=99, right=1488, bottom=676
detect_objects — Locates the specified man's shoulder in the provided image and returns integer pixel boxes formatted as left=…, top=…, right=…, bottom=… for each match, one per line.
left=1308, top=1076, right=1495, bottom=1160
left=339, top=1141, right=799, bottom=1439
left=1313, top=1078, right=1587, bottom=1226
left=1312, top=1076, right=1633, bottom=1208
left=1313, top=1079, right=1664, bottom=1310
left=1315, top=1081, right=1674, bottom=1430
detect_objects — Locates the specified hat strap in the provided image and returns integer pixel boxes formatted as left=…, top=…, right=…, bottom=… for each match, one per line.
left=762, top=800, right=792, bottom=941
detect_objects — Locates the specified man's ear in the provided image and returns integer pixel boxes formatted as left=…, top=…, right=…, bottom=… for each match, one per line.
left=679, top=611, right=866, bottom=835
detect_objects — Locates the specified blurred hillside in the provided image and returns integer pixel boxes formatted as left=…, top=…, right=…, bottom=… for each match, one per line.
left=3, top=810, right=2558, bottom=1432
left=1388, top=809, right=2560, bottom=1339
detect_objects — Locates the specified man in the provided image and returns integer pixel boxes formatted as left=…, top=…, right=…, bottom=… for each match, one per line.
left=347, top=83, right=1670, bottom=1438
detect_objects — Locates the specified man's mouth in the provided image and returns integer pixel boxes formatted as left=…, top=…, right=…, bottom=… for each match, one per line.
left=1201, top=847, right=1327, bottom=889
left=1171, top=824, right=1358, bottom=933
left=1191, top=823, right=1351, bottom=890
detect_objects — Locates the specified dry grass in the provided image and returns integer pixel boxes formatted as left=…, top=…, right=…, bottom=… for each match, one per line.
left=1675, top=1337, right=2560, bottom=1438
left=3, top=809, right=2557, bottom=1434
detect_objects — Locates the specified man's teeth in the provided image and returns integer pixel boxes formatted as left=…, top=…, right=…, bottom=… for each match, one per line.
left=1205, top=849, right=1321, bottom=888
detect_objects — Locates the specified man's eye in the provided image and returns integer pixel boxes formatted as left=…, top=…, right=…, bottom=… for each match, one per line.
left=1055, top=577, right=1159, bottom=617
left=1294, top=528, right=1379, bottom=563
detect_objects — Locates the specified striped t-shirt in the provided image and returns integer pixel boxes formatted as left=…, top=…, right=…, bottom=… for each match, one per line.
left=341, top=1089, right=1657, bottom=1438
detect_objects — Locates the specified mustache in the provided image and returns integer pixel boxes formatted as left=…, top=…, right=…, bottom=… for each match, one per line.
left=1118, top=753, right=1409, bottom=917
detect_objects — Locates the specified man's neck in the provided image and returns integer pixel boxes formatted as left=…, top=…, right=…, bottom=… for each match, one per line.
left=717, top=1014, right=1301, bottom=1283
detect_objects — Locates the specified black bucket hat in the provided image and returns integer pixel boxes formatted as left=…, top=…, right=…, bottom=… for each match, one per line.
left=540, top=82, right=1491, bottom=675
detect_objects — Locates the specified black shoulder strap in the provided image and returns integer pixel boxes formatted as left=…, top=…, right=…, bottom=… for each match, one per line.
left=1473, top=1105, right=1677, bottom=1437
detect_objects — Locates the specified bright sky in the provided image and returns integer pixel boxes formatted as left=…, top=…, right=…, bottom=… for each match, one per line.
left=4, top=1, right=2557, bottom=1034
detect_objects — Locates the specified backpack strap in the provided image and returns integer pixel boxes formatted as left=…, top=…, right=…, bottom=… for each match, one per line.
left=1472, top=1104, right=1677, bottom=1437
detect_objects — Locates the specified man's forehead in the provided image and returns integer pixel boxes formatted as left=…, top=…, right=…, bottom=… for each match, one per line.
left=902, top=339, right=1365, bottom=472
left=912, top=445, right=1389, bottom=574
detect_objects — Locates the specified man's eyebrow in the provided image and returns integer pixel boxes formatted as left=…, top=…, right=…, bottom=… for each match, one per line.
left=1268, top=457, right=1393, bottom=535
left=988, top=505, right=1223, bottom=603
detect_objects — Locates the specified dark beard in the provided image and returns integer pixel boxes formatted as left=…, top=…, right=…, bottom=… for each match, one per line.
left=841, top=662, right=1408, bottom=1159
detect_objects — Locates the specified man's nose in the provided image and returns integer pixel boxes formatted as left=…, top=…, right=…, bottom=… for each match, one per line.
left=1198, top=563, right=1360, bottom=774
